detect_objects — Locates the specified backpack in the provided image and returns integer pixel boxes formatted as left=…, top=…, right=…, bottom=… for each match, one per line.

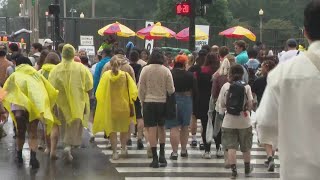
left=226, top=81, right=246, bottom=116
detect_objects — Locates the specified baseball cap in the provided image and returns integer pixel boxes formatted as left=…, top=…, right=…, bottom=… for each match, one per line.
left=44, top=39, right=53, bottom=45
left=287, top=39, right=298, bottom=48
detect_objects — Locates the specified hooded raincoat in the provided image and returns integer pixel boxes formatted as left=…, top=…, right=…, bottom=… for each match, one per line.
left=2, top=64, right=58, bottom=132
left=48, top=45, right=93, bottom=128
left=93, top=70, right=138, bottom=136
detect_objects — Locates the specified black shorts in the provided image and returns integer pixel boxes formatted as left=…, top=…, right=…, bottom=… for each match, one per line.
left=143, top=102, right=166, bottom=127
left=134, top=99, right=142, bottom=119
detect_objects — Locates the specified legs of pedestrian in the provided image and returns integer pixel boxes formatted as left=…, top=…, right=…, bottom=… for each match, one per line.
left=214, top=130, right=223, bottom=157
left=190, top=115, right=198, bottom=147
left=50, top=124, right=59, bottom=160
left=28, top=119, right=40, bottom=169
left=169, top=126, right=180, bottom=160
left=137, top=118, right=144, bottom=150
left=110, top=132, right=119, bottom=160
left=158, top=126, right=167, bottom=167
left=148, top=126, right=159, bottom=168
left=120, top=132, right=128, bottom=158
left=264, top=144, right=275, bottom=172
left=228, top=149, right=238, bottom=179
left=180, top=126, right=189, bottom=157
left=200, top=116, right=211, bottom=159
left=14, top=110, right=27, bottom=165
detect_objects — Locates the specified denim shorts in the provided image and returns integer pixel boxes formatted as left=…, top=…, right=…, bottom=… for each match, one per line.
left=166, top=95, right=193, bottom=129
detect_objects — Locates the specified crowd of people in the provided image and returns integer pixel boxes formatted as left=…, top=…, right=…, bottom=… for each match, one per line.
left=0, top=1, right=319, bottom=179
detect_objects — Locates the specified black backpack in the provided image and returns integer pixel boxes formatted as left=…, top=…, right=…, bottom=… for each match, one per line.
left=226, top=81, right=246, bottom=116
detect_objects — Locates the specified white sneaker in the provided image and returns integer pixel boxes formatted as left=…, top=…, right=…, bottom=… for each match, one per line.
left=202, top=152, right=212, bottom=159
left=216, top=147, right=224, bottom=157
left=112, top=152, right=120, bottom=160
left=121, top=148, right=128, bottom=158
left=63, top=149, right=73, bottom=162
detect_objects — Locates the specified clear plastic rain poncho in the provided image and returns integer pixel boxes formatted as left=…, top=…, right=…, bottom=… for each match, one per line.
left=48, top=44, right=93, bottom=127
left=2, top=64, right=58, bottom=131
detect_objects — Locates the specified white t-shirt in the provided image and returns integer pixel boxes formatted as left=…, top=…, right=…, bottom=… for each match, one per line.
left=218, top=82, right=253, bottom=129
left=279, top=50, right=300, bottom=63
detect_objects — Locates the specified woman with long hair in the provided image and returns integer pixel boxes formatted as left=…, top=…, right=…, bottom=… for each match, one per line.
left=196, top=52, right=220, bottom=159
left=138, top=48, right=175, bottom=168
left=93, top=55, right=138, bottom=160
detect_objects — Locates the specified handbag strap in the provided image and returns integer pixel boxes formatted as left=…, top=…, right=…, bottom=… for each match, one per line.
left=305, top=52, right=320, bottom=72
left=125, top=73, right=130, bottom=102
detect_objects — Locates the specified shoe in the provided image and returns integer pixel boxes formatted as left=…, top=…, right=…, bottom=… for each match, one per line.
left=137, top=139, right=144, bottom=150
left=89, top=136, right=95, bottom=143
left=30, top=151, right=40, bottom=169
left=180, top=150, right=188, bottom=158
left=126, top=139, right=132, bottom=146
left=199, top=143, right=205, bottom=150
left=202, top=152, right=211, bottom=159
left=190, top=140, right=197, bottom=147
left=50, top=153, right=59, bottom=160
left=63, top=149, right=73, bottom=162
left=170, top=152, right=178, bottom=160
left=112, top=152, right=119, bottom=160
left=216, top=147, right=224, bottom=158
left=121, top=148, right=128, bottom=158
left=29, top=158, right=40, bottom=169
left=159, top=155, right=167, bottom=167
left=231, top=170, right=238, bottom=179
left=245, top=165, right=254, bottom=177
left=16, top=150, right=23, bottom=164
left=38, top=144, right=44, bottom=151
left=268, top=161, right=275, bottom=172
left=149, top=159, right=159, bottom=168
left=44, top=148, right=50, bottom=155
left=147, top=147, right=152, bottom=158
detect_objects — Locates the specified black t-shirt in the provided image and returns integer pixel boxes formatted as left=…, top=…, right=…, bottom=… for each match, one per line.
left=129, top=63, right=142, bottom=84
left=171, top=68, right=194, bottom=92
left=252, top=76, right=267, bottom=104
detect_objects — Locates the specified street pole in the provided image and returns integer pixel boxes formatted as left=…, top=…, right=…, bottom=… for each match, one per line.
left=189, top=0, right=196, bottom=51
left=92, top=0, right=95, bottom=18
left=63, top=0, right=67, bottom=18
left=260, top=16, right=262, bottom=43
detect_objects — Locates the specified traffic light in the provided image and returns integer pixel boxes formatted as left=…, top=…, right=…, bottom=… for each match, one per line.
left=176, top=1, right=191, bottom=16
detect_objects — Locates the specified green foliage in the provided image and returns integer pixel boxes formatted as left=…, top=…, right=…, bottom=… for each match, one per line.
left=0, top=0, right=20, bottom=17
left=264, top=19, right=294, bottom=30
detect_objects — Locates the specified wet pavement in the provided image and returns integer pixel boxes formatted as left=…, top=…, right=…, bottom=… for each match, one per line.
left=0, top=120, right=123, bottom=180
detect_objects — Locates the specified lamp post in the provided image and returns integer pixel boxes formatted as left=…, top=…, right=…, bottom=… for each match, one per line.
left=70, top=8, right=77, bottom=18
left=45, top=11, right=49, bottom=37
left=259, top=9, right=264, bottom=43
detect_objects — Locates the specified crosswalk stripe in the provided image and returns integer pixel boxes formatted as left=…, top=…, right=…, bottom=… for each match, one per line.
left=94, top=121, right=280, bottom=179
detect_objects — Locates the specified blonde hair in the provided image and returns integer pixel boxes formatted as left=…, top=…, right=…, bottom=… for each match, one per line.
left=110, top=55, right=121, bottom=74
left=218, top=58, right=231, bottom=76
left=226, top=54, right=236, bottom=65
left=187, top=54, right=195, bottom=66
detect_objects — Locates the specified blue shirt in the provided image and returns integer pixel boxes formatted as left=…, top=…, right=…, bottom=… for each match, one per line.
left=93, top=57, right=111, bottom=94
left=246, top=59, right=260, bottom=70
left=236, top=51, right=249, bottom=65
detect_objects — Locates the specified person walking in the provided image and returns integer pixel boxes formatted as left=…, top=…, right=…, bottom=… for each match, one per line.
left=93, top=55, right=138, bottom=160
left=256, top=2, right=320, bottom=179
left=196, top=52, right=220, bottom=159
left=38, top=52, right=61, bottom=159
left=234, top=40, right=249, bottom=65
left=279, top=39, right=300, bottom=63
left=48, top=44, right=93, bottom=162
left=218, top=64, right=254, bottom=178
left=167, top=55, right=198, bottom=160
left=2, top=56, right=58, bottom=169
left=209, top=47, right=231, bottom=158
left=138, top=48, right=175, bottom=168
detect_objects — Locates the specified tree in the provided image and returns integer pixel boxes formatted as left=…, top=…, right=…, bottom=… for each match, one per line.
left=0, top=0, right=20, bottom=17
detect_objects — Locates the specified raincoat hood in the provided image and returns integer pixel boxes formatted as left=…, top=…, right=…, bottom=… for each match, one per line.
left=62, top=44, right=75, bottom=61
left=15, top=64, right=37, bottom=75
left=41, top=64, right=56, bottom=72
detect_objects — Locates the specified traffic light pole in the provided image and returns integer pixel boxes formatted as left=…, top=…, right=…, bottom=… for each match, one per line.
left=189, top=0, right=196, bottom=51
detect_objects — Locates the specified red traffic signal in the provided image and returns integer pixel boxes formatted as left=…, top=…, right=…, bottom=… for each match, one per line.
left=176, top=2, right=191, bottom=16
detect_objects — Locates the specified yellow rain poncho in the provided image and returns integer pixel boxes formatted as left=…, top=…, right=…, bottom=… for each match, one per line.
left=39, top=64, right=56, bottom=79
left=93, top=70, right=138, bottom=136
left=2, top=64, right=58, bottom=130
left=48, top=44, right=93, bottom=127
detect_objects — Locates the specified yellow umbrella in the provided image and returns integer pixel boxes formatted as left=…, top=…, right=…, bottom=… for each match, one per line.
left=98, top=21, right=135, bottom=37
left=219, top=26, right=256, bottom=41
left=176, top=27, right=209, bottom=41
